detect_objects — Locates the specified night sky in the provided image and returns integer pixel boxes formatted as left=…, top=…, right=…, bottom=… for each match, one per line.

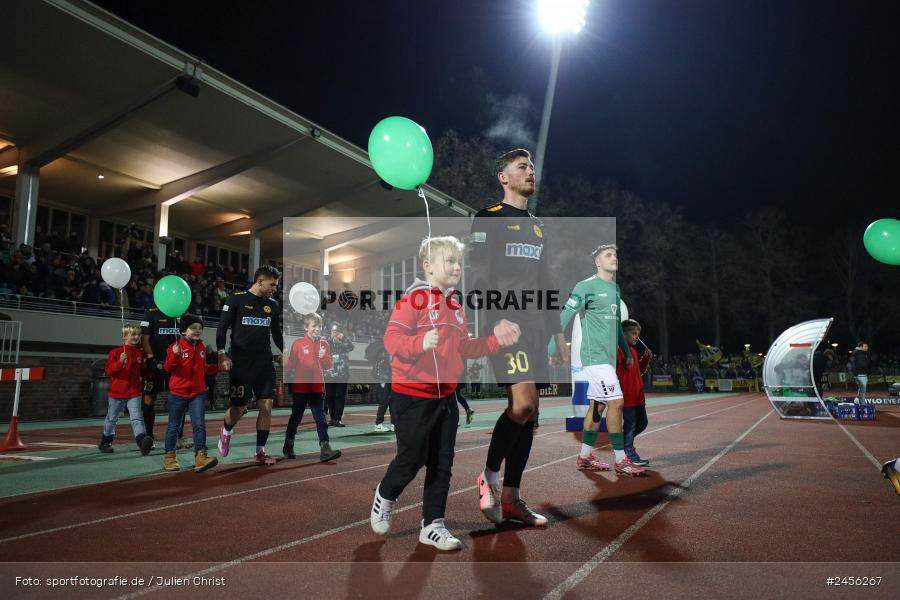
left=94, top=0, right=899, bottom=226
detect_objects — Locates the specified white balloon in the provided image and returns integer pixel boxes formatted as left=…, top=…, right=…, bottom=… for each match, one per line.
left=101, top=258, right=131, bottom=289
left=620, top=299, right=629, bottom=322
left=289, top=282, right=320, bottom=315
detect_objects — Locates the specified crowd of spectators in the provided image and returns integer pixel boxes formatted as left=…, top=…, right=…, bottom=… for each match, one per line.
left=0, top=226, right=251, bottom=320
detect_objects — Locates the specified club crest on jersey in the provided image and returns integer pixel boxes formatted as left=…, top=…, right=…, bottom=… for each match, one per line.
left=263, top=305, right=272, bottom=314
left=430, top=309, right=440, bottom=321
left=241, top=317, right=271, bottom=326
left=505, top=243, right=542, bottom=259
left=158, top=327, right=178, bottom=335
left=303, top=347, right=310, bottom=354
left=533, top=224, right=543, bottom=238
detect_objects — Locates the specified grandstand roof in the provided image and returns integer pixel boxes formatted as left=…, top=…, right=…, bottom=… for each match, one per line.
left=0, top=0, right=472, bottom=258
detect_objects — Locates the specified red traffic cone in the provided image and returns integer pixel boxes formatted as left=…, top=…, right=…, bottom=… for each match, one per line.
left=0, top=416, right=27, bottom=451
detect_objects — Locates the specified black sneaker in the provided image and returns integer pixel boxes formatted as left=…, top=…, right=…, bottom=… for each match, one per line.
left=99, top=443, right=114, bottom=454
left=139, top=435, right=153, bottom=456
left=319, top=442, right=342, bottom=462
left=628, top=453, right=650, bottom=467
left=283, top=445, right=296, bottom=459
left=329, top=420, right=346, bottom=428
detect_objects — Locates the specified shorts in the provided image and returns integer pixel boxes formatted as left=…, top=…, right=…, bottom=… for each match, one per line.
left=142, top=367, right=167, bottom=396
left=229, top=352, right=276, bottom=406
left=584, top=364, right=623, bottom=403
left=488, top=326, right=550, bottom=389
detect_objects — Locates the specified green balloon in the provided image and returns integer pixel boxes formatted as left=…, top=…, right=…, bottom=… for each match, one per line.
left=367, top=116, right=433, bottom=190
left=863, top=218, right=900, bottom=266
left=153, top=275, right=192, bottom=317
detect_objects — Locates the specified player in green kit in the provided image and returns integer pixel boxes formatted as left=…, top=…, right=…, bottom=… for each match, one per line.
left=553, top=245, right=647, bottom=476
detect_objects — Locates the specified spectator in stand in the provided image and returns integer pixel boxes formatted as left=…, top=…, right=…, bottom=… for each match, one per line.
left=191, top=257, right=205, bottom=277
left=0, top=224, right=11, bottom=254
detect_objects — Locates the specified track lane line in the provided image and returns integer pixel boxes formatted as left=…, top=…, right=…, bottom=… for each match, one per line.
left=542, top=408, right=774, bottom=600
left=0, top=395, right=755, bottom=544
left=106, top=398, right=762, bottom=600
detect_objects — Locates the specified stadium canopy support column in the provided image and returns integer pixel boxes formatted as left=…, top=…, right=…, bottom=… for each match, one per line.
left=13, top=163, right=39, bottom=248
left=249, top=233, right=261, bottom=275
left=154, top=202, right=170, bottom=271
left=320, top=249, right=329, bottom=294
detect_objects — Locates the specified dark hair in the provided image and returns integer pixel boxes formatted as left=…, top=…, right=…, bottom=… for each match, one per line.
left=621, top=319, right=641, bottom=331
left=179, top=314, right=203, bottom=333
left=253, top=265, right=281, bottom=283
left=495, top=148, right=532, bottom=176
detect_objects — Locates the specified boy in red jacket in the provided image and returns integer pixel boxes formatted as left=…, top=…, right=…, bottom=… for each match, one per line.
left=283, top=312, right=341, bottom=462
left=617, top=319, right=653, bottom=467
left=369, top=236, right=518, bottom=551
left=100, top=324, right=153, bottom=455
left=163, top=315, right=218, bottom=472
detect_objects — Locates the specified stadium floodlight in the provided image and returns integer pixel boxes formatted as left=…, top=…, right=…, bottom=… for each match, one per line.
left=537, top=0, right=589, bottom=35
left=531, top=0, right=590, bottom=211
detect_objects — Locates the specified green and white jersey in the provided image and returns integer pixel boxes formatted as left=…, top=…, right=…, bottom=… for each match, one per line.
left=558, top=275, right=628, bottom=367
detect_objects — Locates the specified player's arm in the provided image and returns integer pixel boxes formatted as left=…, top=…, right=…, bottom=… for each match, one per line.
left=269, top=300, right=284, bottom=354
left=538, top=232, right=562, bottom=337
left=550, top=279, right=587, bottom=356
left=468, top=213, right=499, bottom=332
left=139, top=310, right=155, bottom=363
left=216, top=295, right=236, bottom=352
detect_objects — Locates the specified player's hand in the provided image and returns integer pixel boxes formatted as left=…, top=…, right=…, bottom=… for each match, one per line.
left=423, top=328, right=439, bottom=352
left=493, top=320, right=521, bottom=347
left=553, top=333, right=570, bottom=364
left=274, top=354, right=284, bottom=366
left=642, top=349, right=653, bottom=360
left=172, top=342, right=181, bottom=356
left=219, top=354, right=233, bottom=372
left=119, top=352, right=128, bottom=363
left=626, top=355, right=634, bottom=368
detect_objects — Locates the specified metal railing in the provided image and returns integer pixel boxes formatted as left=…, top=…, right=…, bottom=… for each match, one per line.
left=0, top=320, right=22, bottom=364
left=0, top=294, right=222, bottom=327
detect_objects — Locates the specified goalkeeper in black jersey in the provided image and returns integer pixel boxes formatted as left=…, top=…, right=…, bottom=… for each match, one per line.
left=469, top=148, right=568, bottom=528
left=215, top=265, right=284, bottom=465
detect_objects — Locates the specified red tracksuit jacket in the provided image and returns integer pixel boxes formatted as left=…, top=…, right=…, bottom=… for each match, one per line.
left=616, top=345, right=652, bottom=407
left=384, top=279, right=500, bottom=399
left=165, top=337, right=219, bottom=398
left=105, top=345, right=145, bottom=399
left=286, top=336, right=332, bottom=393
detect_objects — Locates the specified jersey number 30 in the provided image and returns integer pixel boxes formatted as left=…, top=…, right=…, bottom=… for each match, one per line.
left=504, top=351, right=530, bottom=375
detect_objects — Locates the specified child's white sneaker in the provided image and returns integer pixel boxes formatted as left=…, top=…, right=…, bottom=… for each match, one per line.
left=370, top=486, right=396, bottom=535
left=419, top=519, right=463, bottom=551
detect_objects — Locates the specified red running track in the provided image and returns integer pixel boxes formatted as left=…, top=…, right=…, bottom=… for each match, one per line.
left=1, top=393, right=897, bottom=600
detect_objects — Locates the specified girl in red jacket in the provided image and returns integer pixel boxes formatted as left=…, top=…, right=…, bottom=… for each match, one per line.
left=163, top=315, right=218, bottom=472
left=283, top=312, right=341, bottom=462
left=617, top=319, right=653, bottom=467
left=369, top=236, right=517, bottom=551
left=100, top=324, right=153, bottom=455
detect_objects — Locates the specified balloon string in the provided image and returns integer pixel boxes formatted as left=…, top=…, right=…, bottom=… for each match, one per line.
left=119, top=289, right=125, bottom=329
left=417, top=187, right=441, bottom=398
